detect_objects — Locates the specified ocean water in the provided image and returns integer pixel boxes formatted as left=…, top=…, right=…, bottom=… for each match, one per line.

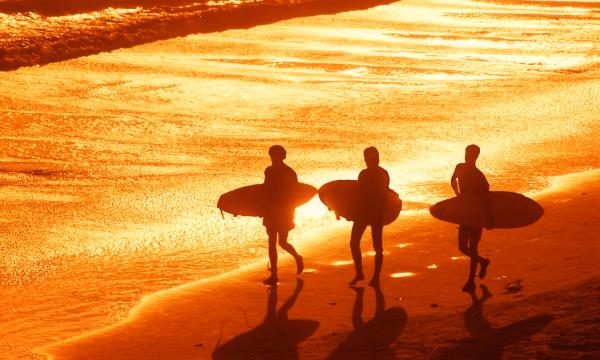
left=0, top=0, right=599, bottom=358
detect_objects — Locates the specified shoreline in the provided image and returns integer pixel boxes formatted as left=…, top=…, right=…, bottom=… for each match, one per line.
left=36, top=168, right=600, bottom=359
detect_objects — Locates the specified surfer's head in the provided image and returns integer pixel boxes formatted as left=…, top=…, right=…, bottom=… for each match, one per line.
left=269, top=145, right=286, bottom=163
left=465, top=144, right=480, bottom=165
left=364, top=146, right=379, bottom=168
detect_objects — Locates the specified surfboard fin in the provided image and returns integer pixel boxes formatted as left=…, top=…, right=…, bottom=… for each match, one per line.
left=220, top=209, right=224, bottom=220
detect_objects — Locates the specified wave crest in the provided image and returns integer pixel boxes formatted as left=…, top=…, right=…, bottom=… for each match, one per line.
left=0, top=0, right=397, bottom=71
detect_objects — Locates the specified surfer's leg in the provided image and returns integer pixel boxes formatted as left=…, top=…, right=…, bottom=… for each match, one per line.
left=369, top=223, right=384, bottom=287
left=350, top=222, right=367, bottom=285
left=465, top=229, right=481, bottom=289
left=458, top=225, right=470, bottom=256
left=462, top=227, right=479, bottom=292
left=278, top=231, right=304, bottom=274
left=278, top=231, right=298, bottom=257
left=478, top=257, right=490, bottom=279
left=472, top=228, right=490, bottom=279
left=263, top=228, right=278, bottom=284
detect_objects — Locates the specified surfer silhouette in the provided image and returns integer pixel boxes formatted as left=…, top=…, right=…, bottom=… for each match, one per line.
left=349, top=147, right=390, bottom=287
left=451, top=144, right=492, bottom=292
left=262, top=145, right=304, bottom=285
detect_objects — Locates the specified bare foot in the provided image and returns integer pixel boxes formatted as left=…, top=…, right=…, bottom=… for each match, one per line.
left=368, top=277, right=380, bottom=287
left=296, top=255, right=304, bottom=275
left=479, top=258, right=490, bottom=279
left=262, top=275, right=278, bottom=285
left=349, top=274, right=364, bottom=286
left=350, top=285, right=364, bottom=293
left=462, top=280, right=475, bottom=292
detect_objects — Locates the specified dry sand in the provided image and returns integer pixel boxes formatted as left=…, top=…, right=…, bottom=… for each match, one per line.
left=37, top=169, right=600, bottom=359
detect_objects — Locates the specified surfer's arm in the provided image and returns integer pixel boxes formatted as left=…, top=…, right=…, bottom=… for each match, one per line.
left=263, top=167, right=275, bottom=209
left=483, top=192, right=494, bottom=229
left=357, top=169, right=366, bottom=183
left=483, top=176, right=494, bottom=229
left=451, top=165, right=460, bottom=196
left=384, top=169, right=390, bottom=189
left=263, top=167, right=272, bottom=185
left=381, top=170, right=391, bottom=204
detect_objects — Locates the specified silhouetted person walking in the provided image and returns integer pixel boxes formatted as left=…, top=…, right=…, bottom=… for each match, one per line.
left=451, top=144, right=492, bottom=292
left=262, top=145, right=303, bottom=285
left=349, top=147, right=390, bottom=287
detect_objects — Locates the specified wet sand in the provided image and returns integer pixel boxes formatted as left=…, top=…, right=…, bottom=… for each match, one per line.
left=38, top=169, right=600, bottom=359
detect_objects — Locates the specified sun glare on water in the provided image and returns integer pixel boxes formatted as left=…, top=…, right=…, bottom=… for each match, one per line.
left=333, top=260, right=354, bottom=266
left=296, top=197, right=329, bottom=219
left=391, top=272, right=416, bottom=278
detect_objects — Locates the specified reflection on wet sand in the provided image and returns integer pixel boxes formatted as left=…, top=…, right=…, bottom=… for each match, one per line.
left=327, top=285, right=407, bottom=359
left=436, top=285, right=554, bottom=359
left=212, top=278, right=318, bottom=359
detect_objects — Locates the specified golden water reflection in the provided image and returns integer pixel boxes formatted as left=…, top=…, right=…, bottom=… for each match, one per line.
left=390, top=272, right=417, bottom=279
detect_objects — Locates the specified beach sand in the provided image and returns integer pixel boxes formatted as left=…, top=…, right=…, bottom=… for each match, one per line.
left=37, top=169, right=600, bottom=359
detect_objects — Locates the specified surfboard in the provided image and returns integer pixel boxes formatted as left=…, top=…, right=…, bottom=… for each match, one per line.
left=318, top=180, right=402, bottom=225
left=429, top=191, right=543, bottom=228
left=217, top=183, right=317, bottom=217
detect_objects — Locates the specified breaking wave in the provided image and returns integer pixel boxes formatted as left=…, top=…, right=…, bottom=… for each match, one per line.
left=0, top=0, right=397, bottom=71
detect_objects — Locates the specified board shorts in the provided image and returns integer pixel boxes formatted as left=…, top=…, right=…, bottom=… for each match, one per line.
left=263, top=208, right=295, bottom=232
left=354, top=206, right=384, bottom=227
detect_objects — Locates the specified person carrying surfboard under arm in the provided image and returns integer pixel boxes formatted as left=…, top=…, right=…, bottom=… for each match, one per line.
left=262, top=145, right=304, bottom=285
left=349, top=146, right=390, bottom=287
left=451, top=144, right=493, bottom=292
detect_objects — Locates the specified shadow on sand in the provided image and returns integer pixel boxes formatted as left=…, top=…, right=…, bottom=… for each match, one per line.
left=437, top=285, right=554, bottom=359
left=212, top=278, right=318, bottom=359
left=0, top=0, right=398, bottom=71
left=327, top=284, right=407, bottom=359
